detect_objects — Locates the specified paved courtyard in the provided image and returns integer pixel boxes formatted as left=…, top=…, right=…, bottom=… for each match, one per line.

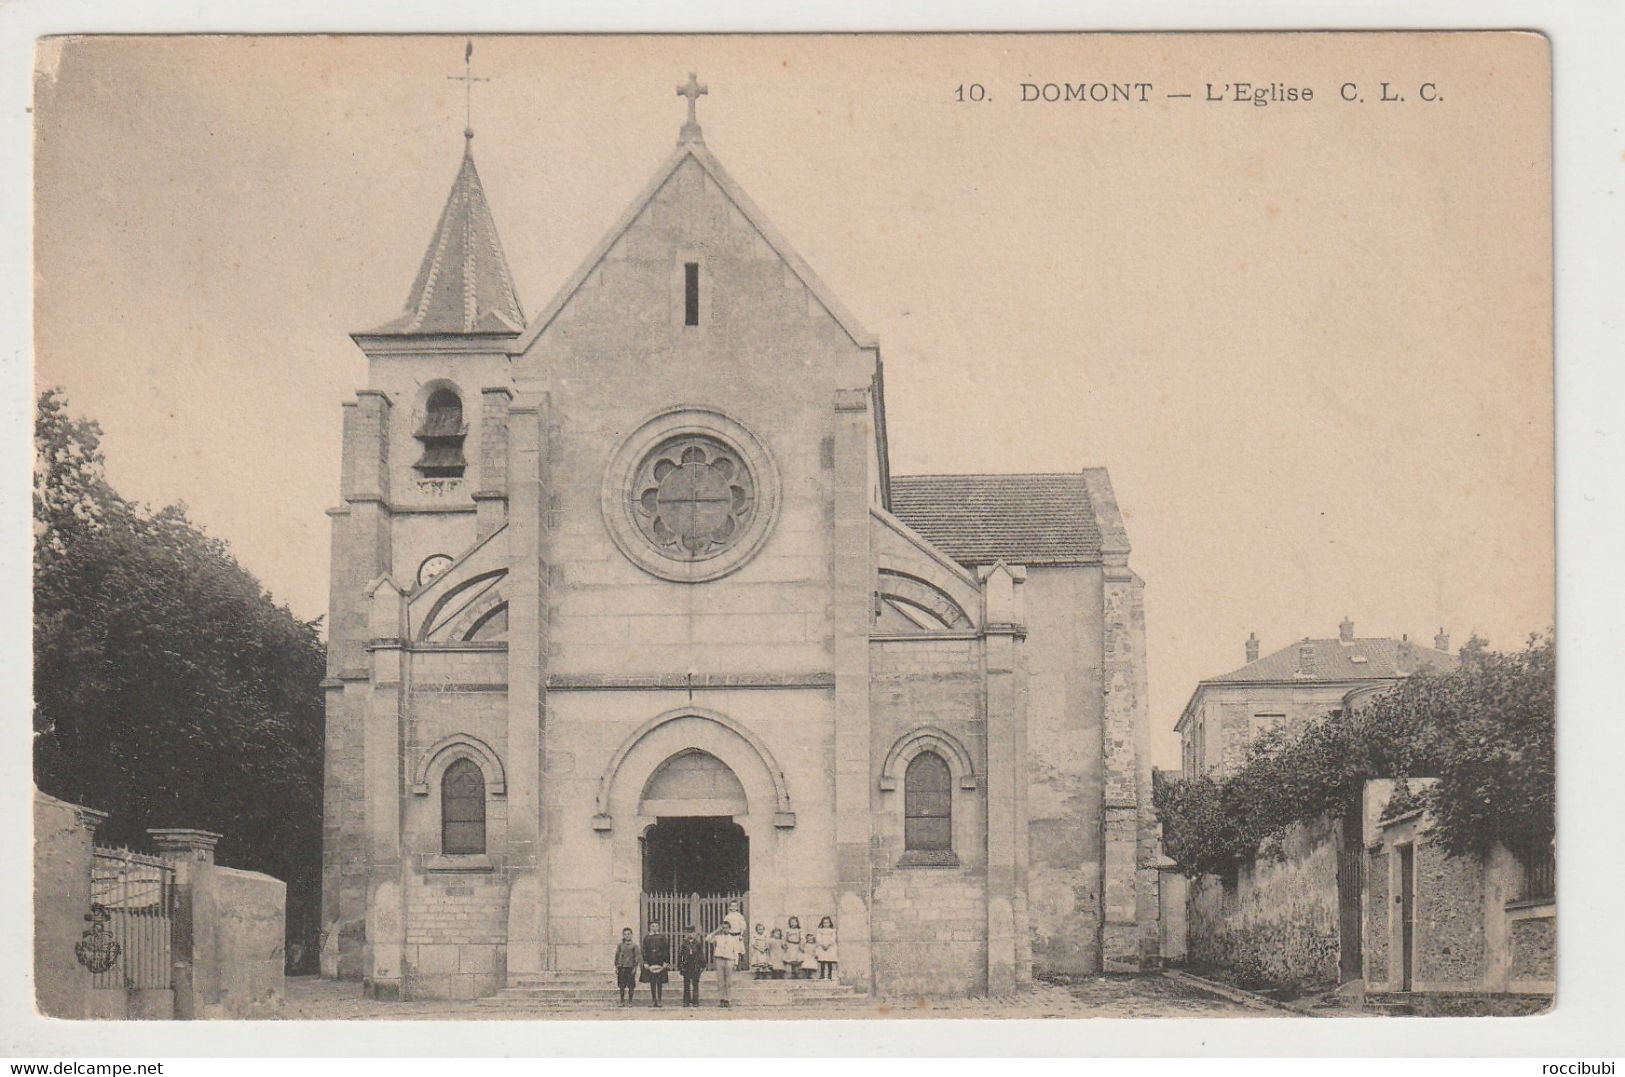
left=275, top=972, right=1272, bottom=1020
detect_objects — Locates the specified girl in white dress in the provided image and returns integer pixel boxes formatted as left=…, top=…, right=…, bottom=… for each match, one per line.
left=784, top=917, right=804, bottom=979
left=815, top=915, right=838, bottom=980
left=798, top=930, right=818, bottom=979
left=750, top=922, right=771, bottom=979
left=768, top=927, right=788, bottom=979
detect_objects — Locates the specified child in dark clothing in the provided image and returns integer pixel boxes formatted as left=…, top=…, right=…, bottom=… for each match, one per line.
left=612, top=927, right=640, bottom=1006
left=676, top=925, right=707, bottom=1008
left=641, top=921, right=671, bottom=1007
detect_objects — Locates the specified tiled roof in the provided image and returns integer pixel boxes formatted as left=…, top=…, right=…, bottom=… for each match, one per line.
left=370, top=143, right=525, bottom=335
left=1210, top=637, right=1459, bottom=684
left=889, top=473, right=1102, bottom=567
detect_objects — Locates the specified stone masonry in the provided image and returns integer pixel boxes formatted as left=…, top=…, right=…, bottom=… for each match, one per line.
left=320, top=100, right=1159, bottom=1000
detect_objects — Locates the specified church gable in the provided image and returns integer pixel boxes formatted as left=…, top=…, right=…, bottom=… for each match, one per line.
left=512, top=142, right=875, bottom=359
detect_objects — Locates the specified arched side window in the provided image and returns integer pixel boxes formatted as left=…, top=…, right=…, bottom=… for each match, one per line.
left=415, top=387, right=468, bottom=479
left=441, top=757, right=486, bottom=855
left=904, top=751, right=953, bottom=855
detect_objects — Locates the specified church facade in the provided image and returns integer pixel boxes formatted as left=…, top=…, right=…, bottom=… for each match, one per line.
left=320, top=90, right=1160, bottom=1001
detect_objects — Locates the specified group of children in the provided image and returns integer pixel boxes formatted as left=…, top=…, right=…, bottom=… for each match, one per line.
left=612, top=909, right=839, bottom=1009
left=749, top=915, right=839, bottom=980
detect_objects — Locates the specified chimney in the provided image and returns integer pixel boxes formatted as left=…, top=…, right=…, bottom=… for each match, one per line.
left=1434, top=627, right=1450, bottom=653
left=1245, top=632, right=1260, bottom=664
left=1397, top=633, right=1414, bottom=675
left=1296, top=637, right=1315, bottom=677
left=1339, top=616, right=1355, bottom=643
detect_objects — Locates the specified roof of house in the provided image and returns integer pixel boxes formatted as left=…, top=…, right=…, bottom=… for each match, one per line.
left=1208, top=636, right=1459, bottom=684
left=368, top=141, right=526, bottom=335
left=888, top=473, right=1104, bottom=567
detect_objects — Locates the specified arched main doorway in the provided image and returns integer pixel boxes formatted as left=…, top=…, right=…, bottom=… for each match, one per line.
left=640, top=818, right=749, bottom=897
left=636, top=749, right=751, bottom=936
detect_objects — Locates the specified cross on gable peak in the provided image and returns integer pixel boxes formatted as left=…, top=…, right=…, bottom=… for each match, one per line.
left=677, top=72, right=708, bottom=143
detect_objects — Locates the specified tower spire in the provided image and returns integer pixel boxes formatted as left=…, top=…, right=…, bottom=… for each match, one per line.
left=363, top=39, right=521, bottom=336
left=448, top=38, right=489, bottom=143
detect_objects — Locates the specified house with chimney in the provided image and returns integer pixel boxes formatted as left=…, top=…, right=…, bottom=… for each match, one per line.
left=1176, top=619, right=1458, bottom=780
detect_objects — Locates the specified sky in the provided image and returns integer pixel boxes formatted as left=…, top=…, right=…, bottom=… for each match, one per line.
left=32, top=34, right=1553, bottom=769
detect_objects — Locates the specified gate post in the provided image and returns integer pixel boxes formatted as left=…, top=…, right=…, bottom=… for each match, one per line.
left=150, top=828, right=221, bottom=1020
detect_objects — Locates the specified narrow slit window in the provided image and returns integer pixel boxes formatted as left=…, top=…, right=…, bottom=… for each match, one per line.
left=683, top=262, right=700, bottom=326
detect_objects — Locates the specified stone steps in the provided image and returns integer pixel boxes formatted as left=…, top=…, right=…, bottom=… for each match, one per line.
left=492, top=974, right=862, bottom=1009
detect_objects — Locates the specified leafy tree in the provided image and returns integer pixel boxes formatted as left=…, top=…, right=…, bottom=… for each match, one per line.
left=33, top=389, right=326, bottom=968
left=1415, top=634, right=1555, bottom=864
left=1152, top=774, right=1252, bottom=879
left=1156, top=633, right=1554, bottom=876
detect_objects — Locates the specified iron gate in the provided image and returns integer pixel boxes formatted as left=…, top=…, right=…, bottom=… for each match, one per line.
left=89, top=847, right=176, bottom=990
left=639, top=890, right=748, bottom=947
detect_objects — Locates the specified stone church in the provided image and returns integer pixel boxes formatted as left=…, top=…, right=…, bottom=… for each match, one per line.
left=320, top=80, right=1160, bottom=1001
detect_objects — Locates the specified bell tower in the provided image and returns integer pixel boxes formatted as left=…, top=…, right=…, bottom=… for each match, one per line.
left=320, top=41, right=528, bottom=994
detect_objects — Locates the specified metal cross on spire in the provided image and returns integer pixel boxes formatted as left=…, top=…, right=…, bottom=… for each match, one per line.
left=677, top=72, right=708, bottom=143
left=448, top=39, right=490, bottom=142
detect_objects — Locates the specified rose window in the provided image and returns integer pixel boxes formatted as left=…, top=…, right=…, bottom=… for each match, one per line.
left=630, top=436, right=756, bottom=560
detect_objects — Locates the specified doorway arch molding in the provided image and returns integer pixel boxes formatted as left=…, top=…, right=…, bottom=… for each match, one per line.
left=592, top=706, right=795, bottom=831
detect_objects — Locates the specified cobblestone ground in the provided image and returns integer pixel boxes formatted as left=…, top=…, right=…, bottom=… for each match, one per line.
left=275, top=973, right=1270, bottom=1020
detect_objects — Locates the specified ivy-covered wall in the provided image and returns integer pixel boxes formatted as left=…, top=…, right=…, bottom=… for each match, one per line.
left=1186, top=815, right=1343, bottom=995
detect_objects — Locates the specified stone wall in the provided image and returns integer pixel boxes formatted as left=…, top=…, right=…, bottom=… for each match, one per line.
left=1157, top=867, right=1188, bottom=964
left=212, top=867, right=287, bottom=1018
left=1365, top=846, right=1389, bottom=983
left=1508, top=912, right=1555, bottom=984
left=1187, top=816, right=1342, bottom=994
left=1020, top=566, right=1104, bottom=975
left=403, top=871, right=509, bottom=999
left=33, top=791, right=102, bottom=1018
left=871, top=868, right=988, bottom=997
left=1415, top=838, right=1486, bottom=985
left=396, top=648, right=512, bottom=999
left=1361, top=779, right=1554, bottom=999
left=869, top=639, right=988, bottom=996
left=34, top=800, right=286, bottom=1020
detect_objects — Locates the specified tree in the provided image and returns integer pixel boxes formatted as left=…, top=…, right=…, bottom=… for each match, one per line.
left=1416, top=634, right=1555, bottom=864
left=1156, top=633, right=1555, bottom=877
left=33, top=389, right=326, bottom=968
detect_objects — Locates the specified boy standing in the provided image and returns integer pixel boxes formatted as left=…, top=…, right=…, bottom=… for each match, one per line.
left=677, top=924, right=707, bottom=1008
left=708, top=902, right=746, bottom=1008
left=612, top=927, right=639, bottom=1006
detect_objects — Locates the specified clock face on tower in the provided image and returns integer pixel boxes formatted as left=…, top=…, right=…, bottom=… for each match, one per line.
left=417, top=554, right=454, bottom=588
